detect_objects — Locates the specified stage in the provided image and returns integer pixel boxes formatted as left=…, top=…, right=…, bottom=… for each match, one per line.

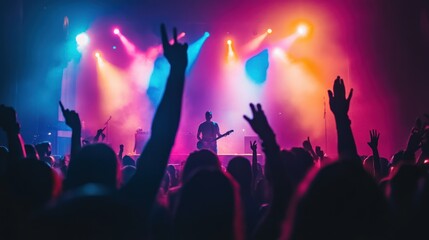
left=129, top=153, right=264, bottom=167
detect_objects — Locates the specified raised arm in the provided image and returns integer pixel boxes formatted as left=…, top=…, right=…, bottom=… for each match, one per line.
left=328, top=76, right=359, bottom=161
left=367, top=129, right=381, bottom=179
left=59, top=101, right=81, bottom=159
left=250, top=140, right=258, bottom=190
left=118, top=144, right=124, bottom=160
left=404, top=118, right=424, bottom=164
left=0, top=105, right=26, bottom=161
left=244, top=103, right=292, bottom=240
left=315, top=146, right=325, bottom=166
left=303, top=137, right=318, bottom=160
left=124, top=24, right=188, bottom=216
left=244, top=104, right=280, bottom=172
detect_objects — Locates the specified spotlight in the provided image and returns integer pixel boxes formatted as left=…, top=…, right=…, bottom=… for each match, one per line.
left=272, top=47, right=287, bottom=61
left=113, top=28, right=120, bottom=35
left=227, top=39, right=232, bottom=45
left=267, top=28, right=272, bottom=34
left=204, top=31, right=210, bottom=37
left=273, top=47, right=284, bottom=56
left=297, top=24, right=309, bottom=37
left=76, top=33, right=89, bottom=47
left=95, top=52, right=101, bottom=58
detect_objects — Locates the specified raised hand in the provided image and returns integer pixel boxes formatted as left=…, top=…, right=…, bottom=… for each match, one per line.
left=302, top=137, right=313, bottom=152
left=406, top=118, right=424, bottom=153
left=367, top=129, right=380, bottom=150
left=59, top=101, right=81, bottom=158
left=59, top=101, right=81, bottom=131
left=161, top=24, right=188, bottom=70
left=315, top=146, right=325, bottom=159
left=303, top=136, right=318, bottom=159
left=118, top=144, right=124, bottom=160
left=328, top=76, right=353, bottom=116
left=250, top=140, right=257, bottom=152
left=243, top=103, right=275, bottom=140
left=328, top=76, right=359, bottom=160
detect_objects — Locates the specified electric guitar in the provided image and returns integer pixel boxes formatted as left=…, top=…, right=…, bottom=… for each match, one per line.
left=197, top=130, right=234, bottom=150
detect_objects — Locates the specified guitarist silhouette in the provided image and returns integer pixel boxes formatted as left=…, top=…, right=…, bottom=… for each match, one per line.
left=197, top=111, right=232, bottom=153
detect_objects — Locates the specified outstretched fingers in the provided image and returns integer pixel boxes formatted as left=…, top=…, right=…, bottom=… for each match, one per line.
left=161, top=24, right=169, bottom=50
left=347, top=88, right=354, bottom=104
left=250, top=103, right=257, bottom=115
left=173, top=27, right=178, bottom=44
left=59, top=101, right=65, bottom=114
left=256, top=103, right=263, bottom=112
left=328, top=90, right=334, bottom=101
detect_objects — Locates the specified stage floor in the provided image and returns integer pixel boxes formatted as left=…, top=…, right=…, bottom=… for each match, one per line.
left=128, top=153, right=264, bottom=166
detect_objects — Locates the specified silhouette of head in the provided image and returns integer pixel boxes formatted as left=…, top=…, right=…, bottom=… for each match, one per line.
left=27, top=184, right=141, bottom=239
left=41, top=156, right=55, bottom=167
left=160, top=171, right=171, bottom=194
left=283, top=148, right=315, bottom=187
left=182, top=149, right=221, bottom=183
left=65, top=143, right=120, bottom=191
left=35, top=141, right=52, bottom=158
left=122, top=155, right=135, bottom=167
left=6, top=158, right=61, bottom=213
left=227, top=157, right=252, bottom=194
left=363, top=156, right=390, bottom=179
left=121, top=165, right=136, bottom=186
left=390, top=150, right=405, bottom=170
left=167, top=164, right=178, bottom=187
left=25, top=144, right=40, bottom=160
left=167, top=164, right=176, bottom=178
left=283, top=161, right=389, bottom=240
left=174, top=169, right=242, bottom=240
left=0, top=146, right=8, bottom=157
left=205, top=111, right=212, bottom=121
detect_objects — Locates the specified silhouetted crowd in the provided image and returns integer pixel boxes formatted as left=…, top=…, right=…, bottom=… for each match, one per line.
left=1, top=24, right=429, bottom=240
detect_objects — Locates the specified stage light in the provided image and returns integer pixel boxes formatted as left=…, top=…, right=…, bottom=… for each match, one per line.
left=187, top=31, right=210, bottom=73
left=95, top=52, right=101, bottom=58
left=204, top=32, right=210, bottom=37
left=227, top=39, right=232, bottom=45
left=273, top=48, right=282, bottom=55
left=273, top=47, right=285, bottom=58
left=245, top=49, right=269, bottom=84
left=113, top=28, right=120, bottom=35
left=76, top=32, right=89, bottom=47
left=297, top=24, right=309, bottom=37
left=267, top=28, right=273, bottom=34
left=112, top=46, right=117, bottom=50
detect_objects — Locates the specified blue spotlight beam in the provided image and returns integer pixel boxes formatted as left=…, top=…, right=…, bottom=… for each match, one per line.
left=147, top=32, right=209, bottom=106
left=147, top=57, right=170, bottom=106
left=245, top=49, right=269, bottom=84
left=186, top=33, right=209, bottom=74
